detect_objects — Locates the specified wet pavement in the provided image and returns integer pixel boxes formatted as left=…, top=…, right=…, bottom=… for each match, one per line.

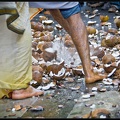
left=0, top=3, right=120, bottom=118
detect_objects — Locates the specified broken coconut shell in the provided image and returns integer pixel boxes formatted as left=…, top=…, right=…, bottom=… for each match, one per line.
left=100, top=15, right=109, bottom=22
left=46, top=61, right=66, bottom=80
left=37, top=41, right=53, bottom=52
left=114, top=18, right=120, bottom=28
left=102, top=54, right=116, bottom=64
left=107, top=28, right=118, bottom=34
left=103, top=62, right=117, bottom=73
left=31, top=22, right=44, bottom=32
left=91, top=46, right=105, bottom=58
left=41, top=48, right=57, bottom=62
left=64, top=40, right=75, bottom=48
left=86, top=26, right=96, bottom=34
left=104, top=35, right=118, bottom=47
left=32, top=65, right=43, bottom=84
left=82, top=108, right=110, bottom=118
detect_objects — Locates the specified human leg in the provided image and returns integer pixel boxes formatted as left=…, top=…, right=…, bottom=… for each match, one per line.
left=65, top=13, right=107, bottom=83
left=48, top=6, right=107, bottom=83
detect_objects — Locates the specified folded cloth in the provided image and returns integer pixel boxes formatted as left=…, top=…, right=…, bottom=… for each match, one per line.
left=0, top=2, right=29, bottom=34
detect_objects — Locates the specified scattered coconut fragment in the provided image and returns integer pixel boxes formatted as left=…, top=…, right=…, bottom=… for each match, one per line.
left=6, top=108, right=11, bottom=112
left=82, top=108, right=110, bottom=118
left=65, top=77, right=74, bottom=82
left=85, top=103, right=93, bottom=107
left=92, top=9, right=98, bottom=14
left=14, top=104, right=22, bottom=111
left=112, top=104, right=117, bottom=108
left=98, top=87, right=107, bottom=92
left=55, top=24, right=63, bottom=30
left=58, top=104, right=64, bottom=108
left=100, top=15, right=109, bottom=22
left=82, top=94, right=90, bottom=99
left=30, top=106, right=44, bottom=111
left=70, top=86, right=80, bottom=91
left=11, top=108, right=16, bottom=112
left=89, top=14, right=96, bottom=19
left=102, top=78, right=113, bottom=85
left=8, top=113, right=16, bottom=117
left=97, top=101, right=104, bottom=105
left=87, top=21, right=97, bottom=25
left=90, top=104, right=96, bottom=109
left=42, top=20, right=53, bottom=25
left=37, top=82, right=56, bottom=90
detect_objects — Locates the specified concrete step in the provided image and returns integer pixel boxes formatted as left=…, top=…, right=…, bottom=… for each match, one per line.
left=67, top=91, right=120, bottom=118
left=0, top=97, right=39, bottom=118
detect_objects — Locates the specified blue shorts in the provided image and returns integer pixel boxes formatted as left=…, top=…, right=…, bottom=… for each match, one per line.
left=60, top=3, right=81, bottom=19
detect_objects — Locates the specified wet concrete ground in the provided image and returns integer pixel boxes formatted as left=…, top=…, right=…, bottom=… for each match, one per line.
left=0, top=3, right=120, bottom=118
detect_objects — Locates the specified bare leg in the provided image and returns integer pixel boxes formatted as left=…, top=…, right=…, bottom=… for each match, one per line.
left=49, top=9, right=107, bottom=83
left=12, top=86, right=44, bottom=100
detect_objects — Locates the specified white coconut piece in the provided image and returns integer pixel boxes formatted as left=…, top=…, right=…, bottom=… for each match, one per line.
left=87, top=21, right=97, bottom=25
left=37, top=86, right=42, bottom=90
left=107, top=60, right=120, bottom=77
left=95, top=29, right=99, bottom=34
left=93, top=67, right=104, bottom=73
left=55, top=24, right=62, bottom=29
left=112, top=48, right=117, bottom=51
left=11, top=108, right=16, bottom=112
left=116, top=16, right=120, bottom=18
left=88, top=34, right=94, bottom=38
left=85, top=14, right=88, bottom=18
left=45, top=47, right=55, bottom=53
left=118, top=30, right=120, bottom=34
left=93, top=9, right=98, bottom=14
left=82, top=94, right=90, bottom=99
left=107, top=68, right=116, bottom=77
left=90, top=56, right=98, bottom=60
left=38, top=60, right=46, bottom=65
left=104, top=64, right=111, bottom=67
left=32, top=56, right=38, bottom=63
left=30, top=80, right=37, bottom=85
left=90, top=104, right=96, bottom=109
left=106, top=33, right=113, bottom=40
left=112, top=51, right=120, bottom=57
left=37, top=82, right=55, bottom=90
left=92, top=87, right=98, bottom=91
left=42, top=20, right=53, bottom=24
left=89, top=14, right=96, bottom=19
left=100, top=115, right=107, bottom=118
left=96, top=24, right=99, bottom=27
left=50, top=67, right=65, bottom=77
left=102, top=78, right=113, bottom=85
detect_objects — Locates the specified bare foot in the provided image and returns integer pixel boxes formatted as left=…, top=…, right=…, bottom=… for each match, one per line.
left=12, top=86, right=44, bottom=100
left=85, top=72, right=107, bottom=84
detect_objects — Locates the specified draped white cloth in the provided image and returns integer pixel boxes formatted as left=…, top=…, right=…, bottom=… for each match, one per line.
left=0, top=2, right=32, bottom=98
